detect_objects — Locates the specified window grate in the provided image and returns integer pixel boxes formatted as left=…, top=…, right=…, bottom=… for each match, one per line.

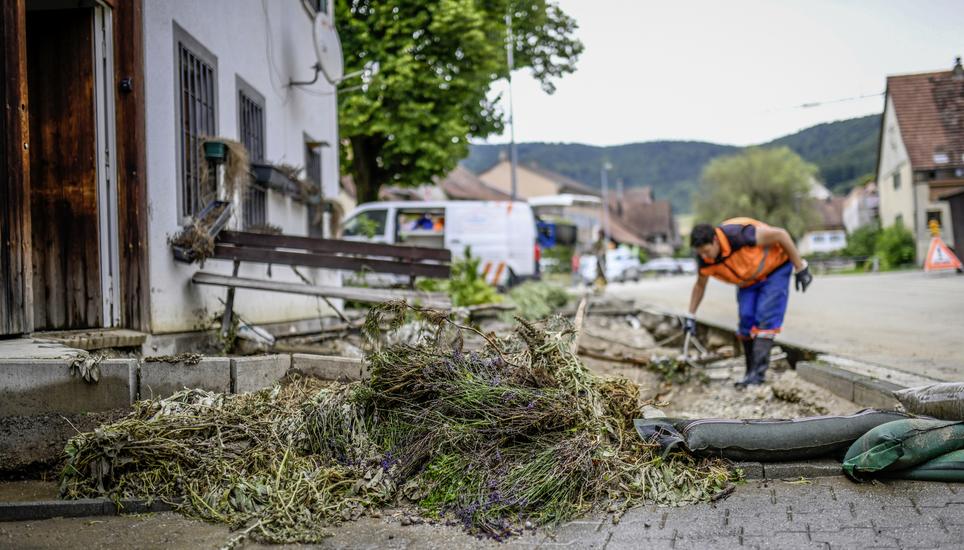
left=178, top=43, right=217, bottom=219
left=239, top=87, right=266, bottom=229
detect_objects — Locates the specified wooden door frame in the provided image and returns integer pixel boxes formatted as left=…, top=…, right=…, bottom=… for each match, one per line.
left=0, top=0, right=32, bottom=336
left=112, top=0, right=150, bottom=332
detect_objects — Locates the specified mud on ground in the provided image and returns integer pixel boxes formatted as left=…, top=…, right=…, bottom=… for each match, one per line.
left=579, top=315, right=861, bottom=419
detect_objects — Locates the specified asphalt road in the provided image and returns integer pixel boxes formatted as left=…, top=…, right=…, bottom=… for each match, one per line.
left=607, top=270, right=964, bottom=382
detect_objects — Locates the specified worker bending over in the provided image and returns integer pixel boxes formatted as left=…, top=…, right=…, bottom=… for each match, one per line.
left=685, top=218, right=812, bottom=388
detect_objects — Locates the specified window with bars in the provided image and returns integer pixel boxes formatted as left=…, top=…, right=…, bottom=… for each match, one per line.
left=175, top=26, right=218, bottom=220
left=238, top=79, right=266, bottom=229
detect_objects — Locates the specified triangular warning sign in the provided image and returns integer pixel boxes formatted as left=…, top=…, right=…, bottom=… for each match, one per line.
left=924, top=236, right=963, bottom=272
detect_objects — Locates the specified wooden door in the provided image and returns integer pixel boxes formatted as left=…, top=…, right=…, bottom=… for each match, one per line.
left=27, top=8, right=102, bottom=330
left=0, top=0, right=32, bottom=336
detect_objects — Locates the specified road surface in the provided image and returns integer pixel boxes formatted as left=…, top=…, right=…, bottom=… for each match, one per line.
left=608, top=270, right=964, bottom=381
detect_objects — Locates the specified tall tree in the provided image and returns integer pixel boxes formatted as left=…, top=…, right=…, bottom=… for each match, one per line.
left=694, top=147, right=819, bottom=238
left=335, top=0, right=582, bottom=203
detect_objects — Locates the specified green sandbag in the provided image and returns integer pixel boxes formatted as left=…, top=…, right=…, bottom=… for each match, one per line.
left=883, top=449, right=964, bottom=482
left=843, top=419, right=964, bottom=481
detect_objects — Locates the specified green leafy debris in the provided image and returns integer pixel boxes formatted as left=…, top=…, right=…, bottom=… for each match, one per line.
left=61, top=303, right=735, bottom=545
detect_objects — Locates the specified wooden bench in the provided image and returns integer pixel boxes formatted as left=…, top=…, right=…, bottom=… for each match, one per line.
left=190, top=231, right=453, bottom=332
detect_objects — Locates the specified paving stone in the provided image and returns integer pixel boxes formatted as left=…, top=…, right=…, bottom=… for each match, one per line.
left=138, top=357, right=231, bottom=399
left=230, top=354, right=291, bottom=393
left=734, top=461, right=765, bottom=479
left=290, top=353, right=367, bottom=381
left=0, top=358, right=136, bottom=417
left=764, top=459, right=842, bottom=480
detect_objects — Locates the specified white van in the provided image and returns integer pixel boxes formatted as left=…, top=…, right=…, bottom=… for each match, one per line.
left=340, top=200, right=538, bottom=286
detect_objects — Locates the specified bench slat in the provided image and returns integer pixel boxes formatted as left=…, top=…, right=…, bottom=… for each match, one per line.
left=192, top=272, right=452, bottom=308
left=211, top=244, right=451, bottom=279
left=219, top=231, right=452, bottom=262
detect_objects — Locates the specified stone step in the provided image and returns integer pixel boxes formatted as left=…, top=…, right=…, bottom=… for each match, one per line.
left=31, top=329, right=147, bottom=351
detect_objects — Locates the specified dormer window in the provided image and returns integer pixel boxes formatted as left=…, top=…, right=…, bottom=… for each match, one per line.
left=933, top=151, right=949, bottom=164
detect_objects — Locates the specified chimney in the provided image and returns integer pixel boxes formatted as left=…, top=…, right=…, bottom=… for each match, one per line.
left=954, top=56, right=963, bottom=80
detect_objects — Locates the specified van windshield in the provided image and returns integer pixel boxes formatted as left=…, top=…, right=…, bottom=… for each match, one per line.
left=342, top=209, right=387, bottom=238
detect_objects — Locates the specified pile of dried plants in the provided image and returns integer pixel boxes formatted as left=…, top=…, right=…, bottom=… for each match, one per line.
left=60, top=303, right=735, bottom=545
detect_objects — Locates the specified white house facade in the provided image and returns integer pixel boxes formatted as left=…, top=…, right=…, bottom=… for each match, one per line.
left=143, top=0, right=341, bottom=333
left=876, top=60, right=964, bottom=263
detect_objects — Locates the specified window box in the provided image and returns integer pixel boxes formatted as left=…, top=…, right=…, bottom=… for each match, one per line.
left=250, top=163, right=321, bottom=204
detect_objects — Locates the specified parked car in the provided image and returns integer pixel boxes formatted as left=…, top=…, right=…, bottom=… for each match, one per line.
left=675, top=257, right=698, bottom=274
left=577, top=248, right=641, bottom=283
left=341, top=200, right=538, bottom=287
left=639, top=257, right=698, bottom=275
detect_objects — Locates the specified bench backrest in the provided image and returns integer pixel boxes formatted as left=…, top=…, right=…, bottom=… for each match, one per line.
left=212, top=231, right=452, bottom=279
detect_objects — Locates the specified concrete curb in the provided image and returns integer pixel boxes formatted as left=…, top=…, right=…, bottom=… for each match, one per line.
left=0, top=498, right=174, bottom=522
left=0, top=352, right=366, bottom=418
left=734, top=459, right=842, bottom=480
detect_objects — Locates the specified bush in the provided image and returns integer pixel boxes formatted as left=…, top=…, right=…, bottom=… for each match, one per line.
left=541, top=245, right=574, bottom=274
left=843, top=224, right=880, bottom=258
left=416, top=248, right=501, bottom=307
left=506, top=281, right=570, bottom=320
left=875, top=224, right=916, bottom=269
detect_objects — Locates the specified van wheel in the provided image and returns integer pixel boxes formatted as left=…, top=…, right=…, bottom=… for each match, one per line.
left=506, top=268, right=520, bottom=288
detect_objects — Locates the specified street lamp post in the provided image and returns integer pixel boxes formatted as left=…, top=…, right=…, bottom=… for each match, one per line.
left=600, top=162, right=612, bottom=241
left=505, top=11, right=518, bottom=201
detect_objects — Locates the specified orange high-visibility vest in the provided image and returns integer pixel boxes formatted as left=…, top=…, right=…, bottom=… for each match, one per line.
left=698, top=217, right=789, bottom=287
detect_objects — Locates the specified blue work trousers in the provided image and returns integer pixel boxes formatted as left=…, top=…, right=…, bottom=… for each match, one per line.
left=736, top=262, right=792, bottom=339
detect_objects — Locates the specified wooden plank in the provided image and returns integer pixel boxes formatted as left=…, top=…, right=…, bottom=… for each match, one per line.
left=211, top=244, right=451, bottom=279
left=192, top=272, right=452, bottom=308
left=0, top=0, right=31, bottom=335
left=114, top=0, right=150, bottom=332
left=27, top=8, right=101, bottom=330
left=219, top=230, right=452, bottom=262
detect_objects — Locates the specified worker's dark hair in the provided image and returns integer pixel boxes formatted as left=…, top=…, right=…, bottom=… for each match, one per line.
left=690, top=224, right=716, bottom=248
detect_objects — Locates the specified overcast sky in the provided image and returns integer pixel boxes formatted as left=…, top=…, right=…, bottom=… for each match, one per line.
left=483, top=0, right=963, bottom=147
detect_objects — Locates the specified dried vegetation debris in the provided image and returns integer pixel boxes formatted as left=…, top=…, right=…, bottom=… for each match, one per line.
left=59, top=303, right=736, bottom=545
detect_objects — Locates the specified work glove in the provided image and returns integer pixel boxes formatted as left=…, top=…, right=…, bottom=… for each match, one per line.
left=794, top=262, right=813, bottom=293
left=683, top=315, right=698, bottom=336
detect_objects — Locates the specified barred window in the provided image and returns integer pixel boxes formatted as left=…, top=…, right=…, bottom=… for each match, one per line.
left=175, top=25, right=217, bottom=220
left=238, top=79, right=266, bottom=229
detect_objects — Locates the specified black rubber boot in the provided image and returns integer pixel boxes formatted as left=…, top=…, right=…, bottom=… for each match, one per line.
left=734, top=339, right=755, bottom=389
left=746, top=337, right=774, bottom=385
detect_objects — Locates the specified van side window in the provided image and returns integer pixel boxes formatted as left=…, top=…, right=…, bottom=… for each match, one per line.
left=343, top=210, right=387, bottom=238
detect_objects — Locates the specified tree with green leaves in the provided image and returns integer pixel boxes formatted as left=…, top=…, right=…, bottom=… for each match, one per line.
left=335, top=0, right=582, bottom=203
left=693, top=147, right=820, bottom=238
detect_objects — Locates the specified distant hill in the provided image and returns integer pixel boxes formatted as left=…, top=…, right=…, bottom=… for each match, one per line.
left=462, top=114, right=881, bottom=212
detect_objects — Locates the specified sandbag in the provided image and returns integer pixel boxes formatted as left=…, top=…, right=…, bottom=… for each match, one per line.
left=843, top=418, right=964, bottom=481
left=677, top=409, right=909, bottom=462
left=893, top=383, right=964, bottom=420
left=633, top=418, right=686, bottom=457
left=882, top=449, right=964, bottom=482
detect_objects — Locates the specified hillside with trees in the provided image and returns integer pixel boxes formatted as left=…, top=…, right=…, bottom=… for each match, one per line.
left=462, top=113, right=881, bottom=212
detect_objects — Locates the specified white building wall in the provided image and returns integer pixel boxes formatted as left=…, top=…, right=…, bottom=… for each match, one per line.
left=799, top=230, right=847, bottom=256
left=877, top=95, right=915, bottom=229
left=143, top=0, right=341, bottom=333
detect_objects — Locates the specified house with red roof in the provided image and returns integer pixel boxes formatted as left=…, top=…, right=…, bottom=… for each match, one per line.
left=877, top=57, right=964, bottom=262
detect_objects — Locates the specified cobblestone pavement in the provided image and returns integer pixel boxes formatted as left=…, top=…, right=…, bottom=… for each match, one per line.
left=1, top=477, right=961, bottom=549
